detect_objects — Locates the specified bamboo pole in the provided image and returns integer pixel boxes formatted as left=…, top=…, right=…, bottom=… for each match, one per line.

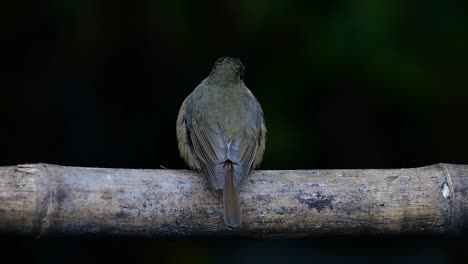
left=0, top=163, right=467, bottom=237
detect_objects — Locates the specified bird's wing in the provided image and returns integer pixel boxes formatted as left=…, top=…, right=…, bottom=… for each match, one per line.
left=248, top=88, right=267, bottom=169
left=228, top=130, right=260, bottom=189
left=176, top=96, right=200, bottom=170
left=226, top=88, right=266, bottom=189
left=190, top=125, right=227, bottom=189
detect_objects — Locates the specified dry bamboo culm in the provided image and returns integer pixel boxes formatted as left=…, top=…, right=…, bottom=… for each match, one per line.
left=0, top=163, right=467, bottom=238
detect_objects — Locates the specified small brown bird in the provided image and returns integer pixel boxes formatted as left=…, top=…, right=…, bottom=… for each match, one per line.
left=176, top=57, right=266, bottom=227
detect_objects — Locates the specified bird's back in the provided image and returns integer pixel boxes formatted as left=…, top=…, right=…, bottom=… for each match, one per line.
left=190, top=80, right=260, bottom=140
left=184, top=80, right=264, bottom=189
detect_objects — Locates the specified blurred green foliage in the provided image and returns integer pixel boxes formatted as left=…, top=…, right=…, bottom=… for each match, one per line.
left=5, top=0, right=468, bottom=169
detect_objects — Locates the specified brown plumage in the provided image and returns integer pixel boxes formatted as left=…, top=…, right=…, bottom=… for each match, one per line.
left=176, top=57, right=266, bottom=227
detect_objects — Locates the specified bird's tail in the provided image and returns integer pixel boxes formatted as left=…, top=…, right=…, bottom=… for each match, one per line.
left=223, top=161, right=241, bottom=227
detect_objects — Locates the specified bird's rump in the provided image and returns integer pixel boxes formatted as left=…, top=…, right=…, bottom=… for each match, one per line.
left=189, top=123, right=260, bottom=190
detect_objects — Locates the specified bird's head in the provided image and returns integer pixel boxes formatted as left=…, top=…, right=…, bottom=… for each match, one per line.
left=209, top=57, right=245, bottom=82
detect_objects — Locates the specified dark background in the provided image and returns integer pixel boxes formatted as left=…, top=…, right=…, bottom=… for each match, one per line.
left=2, top=0, right=468, bottom=263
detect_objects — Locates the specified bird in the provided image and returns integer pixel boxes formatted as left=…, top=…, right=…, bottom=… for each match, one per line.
left=176, top=57, right=266, bottom=227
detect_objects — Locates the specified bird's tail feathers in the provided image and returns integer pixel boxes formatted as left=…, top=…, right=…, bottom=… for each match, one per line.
left=223, top=161, right=241, bottom=227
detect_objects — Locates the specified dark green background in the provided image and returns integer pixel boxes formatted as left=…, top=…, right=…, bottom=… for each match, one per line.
left=2, top=0, right=468, bottom=263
